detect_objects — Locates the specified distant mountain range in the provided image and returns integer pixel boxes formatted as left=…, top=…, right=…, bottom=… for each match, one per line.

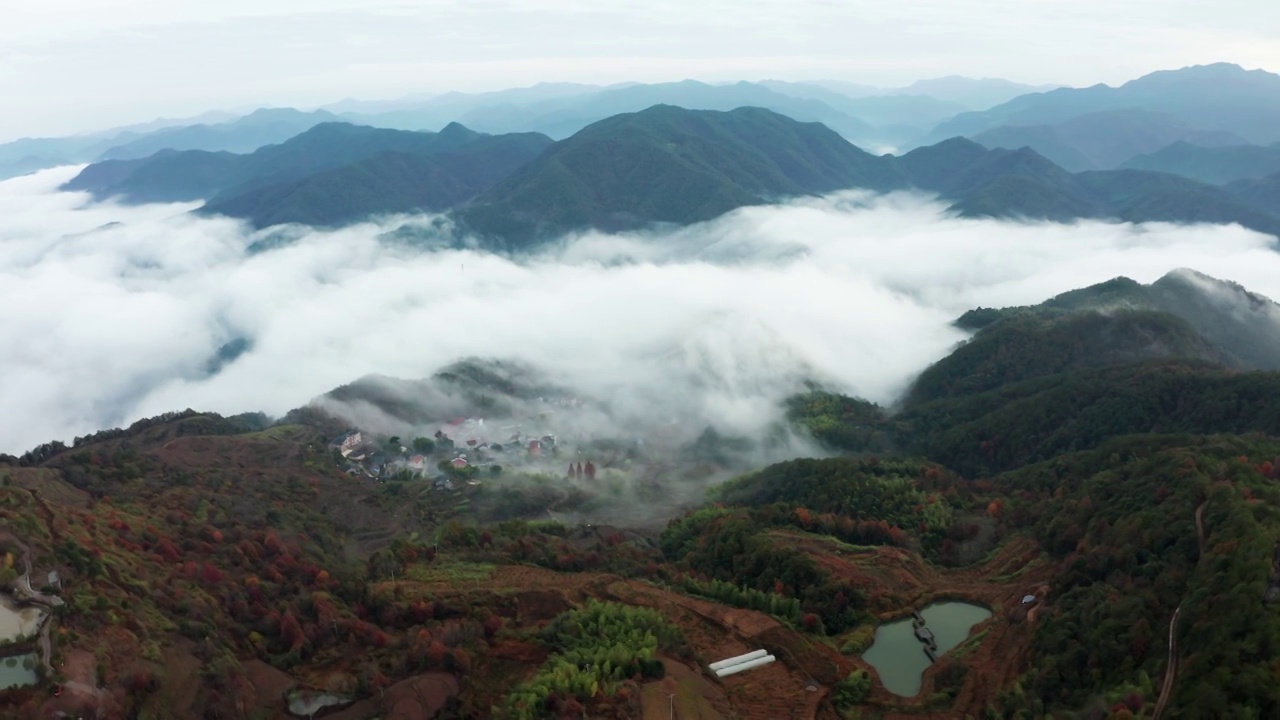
left=66, top=122, right=552, bottom=228
left=14, top=63, right=1280, bottom=187
left=1120, top=141, right=1280, bottom=185
left=0, top=74, right=1067, bottom=180
left=971, top=109, right=1247, bottom=172
left=0, top=109, right=337, bottom=181
left=928, top=63, right=1280, bottom=166
left=64, top=104, right=1280, bottom=245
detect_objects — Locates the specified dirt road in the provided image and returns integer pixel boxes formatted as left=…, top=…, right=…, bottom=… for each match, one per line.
left=1152, top=501, right=1207, bottom=720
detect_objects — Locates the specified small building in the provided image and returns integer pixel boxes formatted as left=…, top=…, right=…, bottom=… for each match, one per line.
left=46, top=571, right=61, bottom=591
left=1021, top=594, right=1037, bottom=605
left=329, top=431, right=365, bottom=458
left=528, top=440, right=542, bottom=457
left=451, top=457, right=469, bottom=469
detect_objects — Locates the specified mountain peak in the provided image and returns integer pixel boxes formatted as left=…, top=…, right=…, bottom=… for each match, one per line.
left=437, top=121, right=481, bottom=141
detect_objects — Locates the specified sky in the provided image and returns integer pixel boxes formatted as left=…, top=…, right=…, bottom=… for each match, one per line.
left=4, top=165, right=1280, bottom=455
left=3, top=0, right=1279, bottom=141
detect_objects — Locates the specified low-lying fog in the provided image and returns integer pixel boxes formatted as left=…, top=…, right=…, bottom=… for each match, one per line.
left=4, top=165, right=1280, bottom=455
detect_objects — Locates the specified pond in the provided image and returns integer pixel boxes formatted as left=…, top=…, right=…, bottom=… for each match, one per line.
left=0, top=653, right=39, bottom=690
left=0, top=595, right=45, bottom=644
left=861, top=601, right=992, bottom=697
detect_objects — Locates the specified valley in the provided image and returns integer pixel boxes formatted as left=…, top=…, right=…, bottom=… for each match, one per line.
left=3, top=265, right=1280, bottom=718
left=5, top=42, right=1280, bottom=720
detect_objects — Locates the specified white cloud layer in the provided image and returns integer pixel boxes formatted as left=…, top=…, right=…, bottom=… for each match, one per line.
left=3, top=165, right=1280, bottom=454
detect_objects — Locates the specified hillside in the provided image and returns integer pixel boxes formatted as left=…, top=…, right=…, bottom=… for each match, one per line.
left=904, top=310, right=1238, bottom=405
left=1121, top=141, right=1280, bottom=184
left=59, top=105, right=1280, bottom=242
left=1227, top=172, right=1280, bottom=215
left=895, top=139, right=1280, bottom=237
left=456, top=105, right=907, bottom=244
left=200, top=133, right=553, bottom=229
left=954, top=268, right=1280, bottom=371
left=928, top=63, right=1280, bottom=146
left=62, top=122, right=540, bottom=206
left=971, top=109, right=1245, bottom=171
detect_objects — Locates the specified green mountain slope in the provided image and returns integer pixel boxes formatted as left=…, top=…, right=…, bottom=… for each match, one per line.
left=201, top=133, right=553, bottom=228
left=62, top=122, right=525, bottom=204
left=956, top=268, right=1280, bottom=371
left=1120, top=141, right=1280, bottom=184
left=456, top=105, right=907, bottom=243
left=905, top=310, right=1237, bottom=405
left=897, top=139, right=1280, bottom=237
left=1227, top=172, right=1280, bottom=214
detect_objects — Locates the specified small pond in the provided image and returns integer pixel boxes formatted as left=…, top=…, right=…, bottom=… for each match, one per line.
left=861, top=601, right=992, bottom=697
left=0, top=595, right=45, bottom=644
left=0, top=653, right=40, bottom=690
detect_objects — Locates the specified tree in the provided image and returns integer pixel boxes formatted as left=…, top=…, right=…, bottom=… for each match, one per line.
left=412, top=437, right=436, bottom=454
left=832, top=671, right=871, bottom=711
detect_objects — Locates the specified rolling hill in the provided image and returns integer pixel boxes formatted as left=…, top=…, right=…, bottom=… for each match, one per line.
left=200, top=133, right=553, bottom=229
left=63, top=122, right=544, bottom=205
left=1121, top=141, right=1280, bottom=184
left=60, top=105, right=1280, bottom=243
left=954, top=268, right=1280, bottom=371
left=971, top=109, right=1246, bottom=171
left=455, top=105, right=908, bottom=244
left=927, top=63, right=1280, bottom=146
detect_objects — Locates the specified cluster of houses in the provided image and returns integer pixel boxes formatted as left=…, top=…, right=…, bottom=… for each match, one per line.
left=326, top=417, right=570, bottom=490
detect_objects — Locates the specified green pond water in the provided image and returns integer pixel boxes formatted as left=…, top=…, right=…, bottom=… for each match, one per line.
left=861, top=601, right=992, bottom=697
left=0, top=653, right=39, bottom=690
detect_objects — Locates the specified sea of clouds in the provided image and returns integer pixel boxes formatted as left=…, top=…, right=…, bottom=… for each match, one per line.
left=3, top=165, right=1280, bottom=454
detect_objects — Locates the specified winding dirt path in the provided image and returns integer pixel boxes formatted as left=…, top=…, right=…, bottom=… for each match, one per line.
left=1152, top=501, right=1207, bottom=720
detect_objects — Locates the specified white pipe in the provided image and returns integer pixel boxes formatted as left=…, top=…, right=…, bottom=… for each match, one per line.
left=715, top=655, right=776, bottom=677
left=708, top=649, right=768, bottom=671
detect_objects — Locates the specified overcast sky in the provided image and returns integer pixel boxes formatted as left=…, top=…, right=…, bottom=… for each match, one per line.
left=3, top=0, right=1278, bottom=141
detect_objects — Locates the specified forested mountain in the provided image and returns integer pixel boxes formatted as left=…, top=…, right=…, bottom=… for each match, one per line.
left=63, top=122, right=548, bottom=206
left=59, top=104, right=1280, bottom=242
left=455, top=105, right=908, bottom=243
left=955, top=269, right=1280, bottom=371
left=928, top=63, right=1280, bottom=146
left=971, top=109, right=1246, bottom=171
left=1230, top=172, right=1280, bottom=214
left=1120, top=141, right=1280, bottom=184
left=200, top=133, right=553, bottom=228
left=897, top=139, right=1280, bottom=236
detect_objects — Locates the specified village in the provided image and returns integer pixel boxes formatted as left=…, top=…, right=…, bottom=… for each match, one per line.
left=326, top=398, right=612, bottom=493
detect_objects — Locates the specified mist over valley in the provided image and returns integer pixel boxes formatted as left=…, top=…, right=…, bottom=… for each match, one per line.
left=6, top=7, right=1280, bottom=717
